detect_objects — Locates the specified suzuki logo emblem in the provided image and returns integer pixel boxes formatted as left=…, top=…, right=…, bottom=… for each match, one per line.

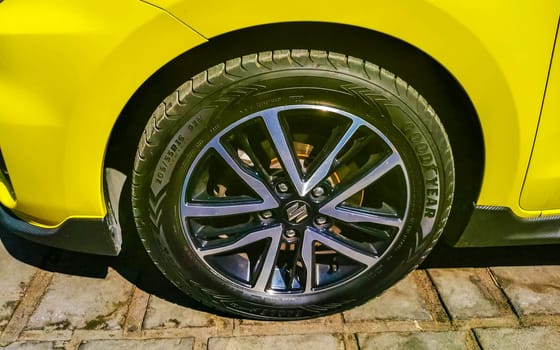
left=285, top=201, right=309, bottom=224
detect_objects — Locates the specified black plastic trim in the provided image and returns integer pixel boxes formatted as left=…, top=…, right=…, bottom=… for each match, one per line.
left=0, top=204, right=121, bottom=256
left=454, top=206, right=560, bottom=247
left=0, top=148, right=16, bottom=200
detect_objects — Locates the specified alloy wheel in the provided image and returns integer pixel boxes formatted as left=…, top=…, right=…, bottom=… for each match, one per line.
left=180, top=104, right=411, bottom=294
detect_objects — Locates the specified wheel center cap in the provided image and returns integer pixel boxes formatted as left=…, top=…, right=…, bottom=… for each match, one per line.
left=284, top=200, right=310, bottom=224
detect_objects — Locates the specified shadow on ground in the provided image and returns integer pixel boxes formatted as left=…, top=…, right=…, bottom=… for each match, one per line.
left=420, top=241, right=560, bottom=268
left=2, top=221, right=560, bottom=314
left=0, top=223, right=221, bottom=315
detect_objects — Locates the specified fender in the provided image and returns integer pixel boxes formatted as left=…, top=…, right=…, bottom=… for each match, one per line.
left=0, top=0, right=205, bottom=224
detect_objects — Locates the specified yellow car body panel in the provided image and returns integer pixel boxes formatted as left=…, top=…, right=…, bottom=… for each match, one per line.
left=151, top=0, right=560, bottom=219
left=0, top=0, right=559, bottom=226
left=0, top=0, right=205, bottom=225
left=521, top=27, right=560, bottom=211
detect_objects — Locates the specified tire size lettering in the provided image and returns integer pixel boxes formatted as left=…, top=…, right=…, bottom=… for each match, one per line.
left=288, top=95, right=304, bottom=103
left=256, top=97, right=281, bottom=110
left=155, top=135, right=185, bottom=185
left=187, top=115, right=202, bottom=131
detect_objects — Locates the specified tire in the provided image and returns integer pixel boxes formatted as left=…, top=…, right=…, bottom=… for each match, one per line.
left=132, top=49, right=454, bottom=320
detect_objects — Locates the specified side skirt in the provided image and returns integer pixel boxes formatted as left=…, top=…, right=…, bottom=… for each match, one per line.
left=455, top=206, right=560, bottom=247
left=0, top=168, right=126, bottom=256
left=0, top=205, right=121, bottom=255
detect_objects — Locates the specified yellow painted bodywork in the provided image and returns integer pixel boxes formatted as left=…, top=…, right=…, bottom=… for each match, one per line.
left=0, top=0, right=205, bottom=224
left=0, top=0, right=559, bottom=226
left=521, top=25, right=560, bottom=211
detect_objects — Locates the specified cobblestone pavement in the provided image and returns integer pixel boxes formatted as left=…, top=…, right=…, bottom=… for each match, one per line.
left=1, top=228, right=560, bottom=350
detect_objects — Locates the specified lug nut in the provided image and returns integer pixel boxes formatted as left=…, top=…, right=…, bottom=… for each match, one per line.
left=277, top=182, right=289, bottom=193
left=311, top=186, right=325, bottom=197
left=314, top=216, right=328, bottom=225
left=285, top=229, right=297, bottom=238
left=261, top=210, right=273, bottom=219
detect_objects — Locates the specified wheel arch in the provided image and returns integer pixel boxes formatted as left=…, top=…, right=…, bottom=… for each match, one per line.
left=104, top=22, right=485, bottom=244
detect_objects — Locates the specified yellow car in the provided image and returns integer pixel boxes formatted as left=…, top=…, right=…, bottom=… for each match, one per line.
left=1, top=0, right=559, bottom=319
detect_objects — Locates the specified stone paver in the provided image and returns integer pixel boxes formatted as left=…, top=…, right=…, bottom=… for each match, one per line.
left=3, top=228, right=560, bottom=349
left=343, top=272, right=434, bottom=322
left=357, top=331, right=476, bottom=350
left=475, top=327, right=560, bottom=350
left=78, top=338, right=194, bottom=350
left=0, top=341, right=54, bottom=350
left=491, top=266, right=560, bottom=317
left=0, top=239, right=44, bottom=331
left=208, top=334, right=345, bottom=350
left=236, top=313, right=343, bottom=336
left=428, top=268, right=516, bottom=326
left=143, top=295, right=214, bottom=328
left=26, top=268, right=134, bottom=331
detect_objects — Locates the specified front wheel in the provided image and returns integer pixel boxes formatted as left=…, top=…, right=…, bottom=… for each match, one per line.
left=132, top=50, right=454, bottom=320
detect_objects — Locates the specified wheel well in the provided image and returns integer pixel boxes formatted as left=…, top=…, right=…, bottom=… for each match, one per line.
left=104, top=22, right=484, bottom=245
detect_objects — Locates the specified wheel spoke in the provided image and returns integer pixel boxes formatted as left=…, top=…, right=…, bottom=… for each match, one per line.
left=213, top=138, right=278, bottom=204
left=335, top=134, right=376, bottom=167
left=237, top=131, right=273, bottom=183
left=304, top=119, right=363, bottom=196
left=183, top=138, right=278, bottom=218
left=319, top=152, right=403, bottom=227
left=252, top=228, right=283, bottom=292
left=326, top=207, right=403, bottom=228
left=344, top=222, right=392, bottom=241
left=300, top=230, right=315, bottom=293
left=261, top=110, right=306, bottom=196
left=262, top=110, right=366, bottom=197
left=194, top=222, right=256, bottom=240
left=198, top=225, right=282, bottom=292
left=305, top=228, right=378, bottom=267
left=183, top=201, right=271, bottom=217
left=198, top=225, right=282, bottom=257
